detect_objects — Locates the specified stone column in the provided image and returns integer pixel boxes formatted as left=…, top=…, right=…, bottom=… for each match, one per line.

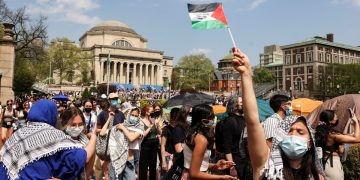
left=119, top=62, right=123, bottom=84
left=145, top=64, right=149, bottom=85
left=133, top=63, right=137, bottom=85
left=112, top=61, right=116, bottom=83
left=94, top=56, right=100, bottom=85
left=139, top=64, right=143, bottom=85
left=157, top=64, right=162, bottom=86
left=0, top=23, right=16, bottom=103
left=126, top=62, right=130, bottom=84
left=100, top=60, right=104, bottom=83
left=151, top=64, right=155, bottom=85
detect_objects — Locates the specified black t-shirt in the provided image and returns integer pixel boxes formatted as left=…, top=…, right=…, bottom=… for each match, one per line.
left=161, top=125, right=175, bottom=154
left=172, top=126, right=186, bottom=146
left=221, top=114, right=245, bottom=155
left=97, top=110, right=125, bottom=128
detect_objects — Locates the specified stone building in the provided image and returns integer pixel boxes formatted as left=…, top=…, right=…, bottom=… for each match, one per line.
left=0, top=23, right=15, bottom=103
left=281, top=34, right=360, bottom=98
left=212, top=53, right=241, bottom=94
left=259, top=45, right=284, bottom=90
left=80, top=20, right=173, bottom=89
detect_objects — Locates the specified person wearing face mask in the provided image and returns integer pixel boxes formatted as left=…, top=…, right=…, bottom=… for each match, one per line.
left=172, top=106, right=191, bottom=154
left=83, top=100, right=97, bottom=134
left=216, top=95, right=247, bottom=179
left=0, top=99, right=18, bottom=145
left=107, top=108, right=145, bottom=179
left=231, top=47, right=324, bottom=179
left=262, top=94, right=292, bottom=149
left=315, top=109, right=360, bottom=180
left=181, top=104, right=237, bottom=180
left=61, top=107, right=97, bottom=180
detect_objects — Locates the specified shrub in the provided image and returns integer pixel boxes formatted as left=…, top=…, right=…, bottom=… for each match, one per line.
left=343, top=143, right=360, bottom=179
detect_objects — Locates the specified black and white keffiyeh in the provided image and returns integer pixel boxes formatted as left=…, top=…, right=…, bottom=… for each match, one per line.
left=0, top=122, right=83, bottom=180
left=261, top=115, right=325, bottom=180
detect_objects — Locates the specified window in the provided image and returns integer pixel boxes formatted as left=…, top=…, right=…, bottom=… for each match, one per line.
left=326, top=53, right=331, bottom=63
left=286, top=55, right=291, bottom=64
left=334, top=55, right=338, bottom=63
left=164, top=70, right=167, bottom=76
left=307, top=66, right=313, bottom=74
left=318, top=52, right=323, bottom=62
left=297, top=68, right=301, bottom=75
left=112, top=40, right=132, bottom=48
left=340, top=57, right=344, bottom=64
left=296, top=54, right=301, bottom=63
left=345, top=56, right=349, bottom=64
left=306, top=52, right=312, bottom=62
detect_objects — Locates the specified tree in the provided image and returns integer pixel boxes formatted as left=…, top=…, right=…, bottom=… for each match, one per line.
left=253, top=67, right=276, bottom=84
left=13, top=59, right=36, bottom=94
left=174, top=54, right=215, bottom=90
left=81, top=87, right=92, bottom=100
left=49, top=38, right=90, bottom=84
left=96, top=84, right=117, bottom=96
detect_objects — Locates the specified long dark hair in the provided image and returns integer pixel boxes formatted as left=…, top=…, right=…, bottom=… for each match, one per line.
left=60, top=107, right=86, bottom=132
left=185, top=104, right=215, bottom=150
left=281, top=119, right=320, bottom=180
left=172, top=105, right=191, bottom=130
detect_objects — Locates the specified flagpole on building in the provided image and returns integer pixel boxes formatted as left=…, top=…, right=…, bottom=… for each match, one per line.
left=227, top=27, right=237, bottom=48
left=107, top=51, right=110, bottom=96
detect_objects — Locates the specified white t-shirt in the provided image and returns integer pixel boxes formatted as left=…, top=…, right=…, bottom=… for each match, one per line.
left=183, top=144, right=211, bottom=172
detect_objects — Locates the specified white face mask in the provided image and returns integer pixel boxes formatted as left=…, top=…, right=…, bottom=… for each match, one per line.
left=186, top=115, right=192, bottom=125
left=66, top=126, right=84, bottom=138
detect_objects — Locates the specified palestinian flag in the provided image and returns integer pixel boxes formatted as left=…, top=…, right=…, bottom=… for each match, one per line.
left=188, top=3, right=228, bottom=30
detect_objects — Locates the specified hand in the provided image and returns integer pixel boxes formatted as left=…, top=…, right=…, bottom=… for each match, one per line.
left=221, top=175, right=238, bottom=180
left=214, top=159, right=235, bottom=170
left=350, top=110, right=358, bottom=123
left=117, top=124, right=125, bottom=131
left=229, top=166, right=238, bottom=177
left=161, top=163, right=168, bottom=172
left=86, top=132, right=95, bottom=139
left=232, top=48, right=251, bottom=74
left=109, top=111, right=115, bottom=116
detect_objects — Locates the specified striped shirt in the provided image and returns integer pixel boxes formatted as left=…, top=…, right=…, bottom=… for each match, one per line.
left=261, top=113, right=283, bottom=140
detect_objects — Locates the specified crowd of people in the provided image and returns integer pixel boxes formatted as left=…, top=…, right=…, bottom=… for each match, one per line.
left=0, top=48, right=358, bottom=180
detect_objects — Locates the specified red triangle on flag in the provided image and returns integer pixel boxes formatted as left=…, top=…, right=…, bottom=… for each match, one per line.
left=211, top=4, right=228, bottom=25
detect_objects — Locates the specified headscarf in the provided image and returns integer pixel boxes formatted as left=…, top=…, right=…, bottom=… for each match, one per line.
left=27, top=99, right=58, bottom=126
left=261, top=115, right=325, bottom=179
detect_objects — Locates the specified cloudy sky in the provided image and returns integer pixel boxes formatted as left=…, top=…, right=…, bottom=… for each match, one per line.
left=6, top=0, right=360, bottom=66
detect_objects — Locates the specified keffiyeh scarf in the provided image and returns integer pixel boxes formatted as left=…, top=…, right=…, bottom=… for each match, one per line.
left=261, top=115, right=325, bottom=180
left=0, top=122, right=83, bottom=180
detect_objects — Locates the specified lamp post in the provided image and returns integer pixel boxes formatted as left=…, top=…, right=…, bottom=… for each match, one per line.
left=289, top=86, right=293, bottom=99
left=168, top=81, right=171, bottom=99
left=237, top=83, right=240, bottom=96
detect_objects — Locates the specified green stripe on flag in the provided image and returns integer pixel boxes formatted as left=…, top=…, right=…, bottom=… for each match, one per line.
left=191, top=20, right=227, bottom=30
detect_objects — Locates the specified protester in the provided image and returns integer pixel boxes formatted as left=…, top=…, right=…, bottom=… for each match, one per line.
left=83, top=100, right=97, bottom=133
left=107, top=107, right=145, bottom=179
left=0, top=99, right=86, bottom=179
left=60, top=107, right=97, bottom=180
left=315, top=109, right=360, bottom=180
left=160, top=107, right=180, bottom=174
left=0, top=99, right=18, bottom=144
left=181, top=104, right=237, bottom=179
left=216, top=95, right=247, bottom=179
left=231, top=48, right=324, bottom=179
left=262, top=94, right=292, bottom=148
left=138, top=104, right=160, bottom=180
left=173, top=106, right=191, bottom=153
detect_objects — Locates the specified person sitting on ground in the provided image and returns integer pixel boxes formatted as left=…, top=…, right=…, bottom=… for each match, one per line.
left=231, top=47, right=325, bottom=180
left=0, top=99, right=87, bottom=180
left=315, top=109, right=360, bottom=180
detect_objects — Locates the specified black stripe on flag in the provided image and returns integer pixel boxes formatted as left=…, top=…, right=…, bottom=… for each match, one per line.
left=187, top=3, right=220, bottom=13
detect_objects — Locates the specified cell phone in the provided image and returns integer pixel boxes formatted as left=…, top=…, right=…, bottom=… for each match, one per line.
left=348, top=108, right=353, bottom=118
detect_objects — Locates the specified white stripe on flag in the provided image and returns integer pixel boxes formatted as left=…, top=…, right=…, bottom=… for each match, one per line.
left=189, top=12, right=215, bottom=22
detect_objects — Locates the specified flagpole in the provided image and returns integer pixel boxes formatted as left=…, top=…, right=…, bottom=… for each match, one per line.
left=107, top=51, right=110, bottom=96
left=227, top=26, right=237, bottom=48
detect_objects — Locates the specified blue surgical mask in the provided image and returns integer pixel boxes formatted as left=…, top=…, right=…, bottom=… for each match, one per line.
left=286, top=106, right=293, bottom=116
left=128, top=116, right=140, bottom=125
left=279, top=135, right=308, bottom=160
left=111, top=100, right=118, bottom=106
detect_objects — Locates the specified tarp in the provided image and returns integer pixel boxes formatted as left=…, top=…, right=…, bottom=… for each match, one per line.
left=291, top=98, right=323, bottom=116
left=257, top=98, right=275, bottom=123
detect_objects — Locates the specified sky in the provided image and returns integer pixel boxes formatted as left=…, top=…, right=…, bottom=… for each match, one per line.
left=5, top=0, right=360, bottom=66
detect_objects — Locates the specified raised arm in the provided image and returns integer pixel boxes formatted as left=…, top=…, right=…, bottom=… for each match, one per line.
left=333, top=112, right=360, bottom=143
left=99, top=113, right=114, bottom=136
left=232, top=48, right=268, bottom=175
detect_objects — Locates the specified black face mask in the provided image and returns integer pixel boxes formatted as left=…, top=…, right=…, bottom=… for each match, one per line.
left=237, top=109, right=244, bottom=115
left=84, top=108, right=92, bottom=113
left=150, top=111, right=161, bottom=118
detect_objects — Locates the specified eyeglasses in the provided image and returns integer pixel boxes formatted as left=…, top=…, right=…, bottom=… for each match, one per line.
left=7, top=104, right=12, bottom=106
left=155, top=109, right=161, bottom=111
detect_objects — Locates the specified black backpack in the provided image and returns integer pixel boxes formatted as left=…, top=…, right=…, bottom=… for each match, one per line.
left=215, top=119, right=225, bottom=153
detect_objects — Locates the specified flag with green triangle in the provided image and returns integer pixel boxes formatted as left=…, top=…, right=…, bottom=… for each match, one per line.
left=187, top=3, right=228, bottom=30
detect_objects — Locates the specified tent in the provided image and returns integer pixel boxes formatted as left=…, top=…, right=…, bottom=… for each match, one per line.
left=291, top=98, right=323, bottom=116
left=257, top=98, right=275, bottom=123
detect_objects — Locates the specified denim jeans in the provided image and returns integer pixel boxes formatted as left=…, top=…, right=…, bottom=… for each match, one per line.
left=109, top=159, right=136, bottom=180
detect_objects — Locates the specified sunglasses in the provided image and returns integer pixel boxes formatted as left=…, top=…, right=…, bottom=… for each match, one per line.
left=7, top=104, right=12, bottom=105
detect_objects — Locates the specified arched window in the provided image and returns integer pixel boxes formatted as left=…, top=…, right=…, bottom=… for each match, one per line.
left=112, top=40, right=132, bottom=48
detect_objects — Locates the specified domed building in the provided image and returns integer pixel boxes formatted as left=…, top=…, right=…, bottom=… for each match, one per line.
left=80, top=20, right=173, bottom=89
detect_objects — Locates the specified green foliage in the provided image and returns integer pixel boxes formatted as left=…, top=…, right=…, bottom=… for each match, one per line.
left=0, top=24, right=4, bottom=38
left=81, top=87, right=92, bottom=100
left=139, top=99, right=150, bottom=109
left=174, top=54, right=215, bottom=90
left=343, top=143, right=360, bottom=179
left=253, top=67, right=276, bottom=83
left=49, top=38, right=90, bottom=84
left=159, top=99, right=167, bottom=106
left=13, top=59, right=36, bottom=94
left=96, top=84, right=116, bottom=95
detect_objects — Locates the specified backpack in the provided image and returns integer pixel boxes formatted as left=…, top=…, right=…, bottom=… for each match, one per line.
left=215, top=119, right=225, bottom=153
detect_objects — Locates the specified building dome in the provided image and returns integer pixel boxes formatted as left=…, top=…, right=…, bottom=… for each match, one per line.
left=88, top=20, right=138, bottom=36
